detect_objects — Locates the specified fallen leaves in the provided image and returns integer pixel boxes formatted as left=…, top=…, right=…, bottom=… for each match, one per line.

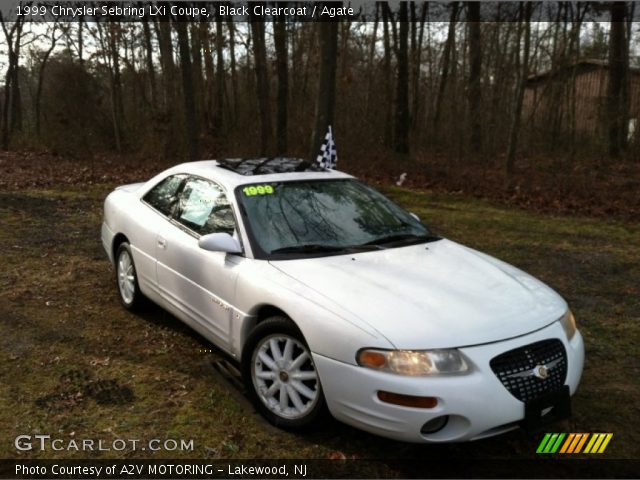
left=2, top=149, right=639, bottom=221
left=90, top=357, right=110, bottom=366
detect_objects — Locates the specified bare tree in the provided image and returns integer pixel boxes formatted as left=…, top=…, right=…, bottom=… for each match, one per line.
left=35, top=23, right=62, bottom=136
left=608, top=1, right=628, bottom=158
left=467, top=1, right=483, bottom=154
left=381, top=4, right=394, bottom=147
left=0, top=12, right=25, bottom=149
left=189, top=22, right=204, bottom=124
left=365, top=4, right=379, bottom=117
left=310, top=22, right=338, bottom=160
left=94, top=20, right=125, bottom=152
left=250, top=19, right=271, bottom=155
left=506, top=2, right=533, bottom=175
left=410, top=2, right=428, bottom=131
left=226, top=20, right=238, bottom=124
left=274, top=19, right=288, bottom=155
left=175, top=18, right=199, bottom=161
left=215, top=20, right=225, bottom=131
left=155, top=12, right=175, bottom=110
left=394, top=2, right=410, bottom=154
left=200, top=23, right=214, bottom=130
left=433, top=2, right=458, bottom=138
left=141, top=15, right=157, bottom=105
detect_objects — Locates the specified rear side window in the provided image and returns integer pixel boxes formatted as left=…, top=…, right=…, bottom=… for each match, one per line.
left=143, top=174, right=186, bottom=216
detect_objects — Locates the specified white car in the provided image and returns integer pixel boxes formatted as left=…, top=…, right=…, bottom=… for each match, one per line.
left=101, top=158, right=584, bottom=443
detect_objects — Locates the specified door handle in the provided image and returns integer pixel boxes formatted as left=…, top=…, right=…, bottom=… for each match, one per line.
left=157, top=237, right=167, bottom=249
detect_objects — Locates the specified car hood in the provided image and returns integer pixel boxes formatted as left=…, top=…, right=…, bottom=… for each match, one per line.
left=269, top=239, right=566, bottom=349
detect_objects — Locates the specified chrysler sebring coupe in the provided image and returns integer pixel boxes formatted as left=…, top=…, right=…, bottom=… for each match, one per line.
left=101, top=158, right=584, bottom=442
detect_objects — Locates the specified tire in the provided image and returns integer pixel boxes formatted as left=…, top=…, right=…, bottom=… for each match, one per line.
left=242, top=316, right=327, bottom=429
left=115, top=242, right=146, bottom=311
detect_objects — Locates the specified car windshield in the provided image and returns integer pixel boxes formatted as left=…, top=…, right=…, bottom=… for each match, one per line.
left=236, top=179, right=437, bottom=258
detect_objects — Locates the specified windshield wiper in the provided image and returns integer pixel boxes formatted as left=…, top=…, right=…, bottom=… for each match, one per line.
left=270, top=244, right=349, bottom=254
left=360, top=233, right=439, bottom=247
left=270, top=235, right=438, bottom=255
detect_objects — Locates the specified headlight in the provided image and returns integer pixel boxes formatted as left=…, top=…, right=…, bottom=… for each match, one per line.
left=560, top=310, right=577, bottom=340
left=357, top=349, right=469, bottom=376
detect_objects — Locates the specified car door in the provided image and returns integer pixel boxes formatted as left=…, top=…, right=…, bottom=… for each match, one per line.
left=155, top=176, right=242, bottom=350
left=137, top=174, right=187, bottom=299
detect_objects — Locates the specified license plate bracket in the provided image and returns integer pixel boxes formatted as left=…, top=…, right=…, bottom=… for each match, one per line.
left=521, top=385, right=571, bottom=432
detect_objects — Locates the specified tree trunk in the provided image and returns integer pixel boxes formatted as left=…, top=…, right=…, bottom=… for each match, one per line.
left=274, top=20, right=288, bottom=155
left=433, top=2, right=458, bottom=138
left=8, top=19, right=24, bottom=135
left=156, top=14, right=175, bottom=111
left=190, top=23, right=204, bottom=125
left=622, top=2, right=634, bottom=146
left=214, top=20, right=225, bottom=131
left=467, top=1, right=482, bottom=154
left=394, top=2, right=410, bottom=154
left=227, top=20, right=238, bottom=124
left=2, top=67, right=11, bottom=150
left=0, top=14, right=21, bottom=150
left=201, top=23, right=214, bottom=130
left=310, top=22, right=339, bottom=160
left=142, top=16, right=156, bottom=105
left=107, top=21, right=124, bottom=152
left=608, top=2, right=627, bottom=158
left=381, top=4, right=393, bottom=147
left=506, top=3, right=532, bottom=175
left=365, top=4, right=379, bottom=117
left=175, top=19, right=199, bottom=161
left=411, top=3, right=428, bottom=131
left=250, top=20, right=272, bottom=156
left=36, top=26, right=59, bottom=137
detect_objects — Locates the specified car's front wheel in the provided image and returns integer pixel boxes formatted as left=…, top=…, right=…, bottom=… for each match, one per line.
left=242, top=317, right=326, bottom=429
left=115, top=242, right=145, bottom=311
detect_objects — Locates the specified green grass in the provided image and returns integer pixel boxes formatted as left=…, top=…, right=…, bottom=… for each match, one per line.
left=0, top=184, right=638, bottom=464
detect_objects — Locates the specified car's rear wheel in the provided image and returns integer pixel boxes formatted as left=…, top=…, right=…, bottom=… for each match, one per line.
left=242, top=317, right=326, bottom=429
left=115, top=242, right=145, bottom=311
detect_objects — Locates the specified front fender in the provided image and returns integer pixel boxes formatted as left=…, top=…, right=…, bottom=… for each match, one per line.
left=233, top=261, right=394, bottom=364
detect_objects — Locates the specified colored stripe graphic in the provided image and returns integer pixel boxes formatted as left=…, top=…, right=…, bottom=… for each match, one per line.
left=574, top=433, right=589, bottom=453
left=550, top=433, right=565, bottom=453
left=559, top=433, right=575, bottom=453
left=536, top=433, right=552, bottom=453
left=544, top=433, right=559, bottom=453
left=597, top=434, right=613, bottom=453
left=583, top=433, right=599, bottom=453
left=537, top=433, right=613, bottom=454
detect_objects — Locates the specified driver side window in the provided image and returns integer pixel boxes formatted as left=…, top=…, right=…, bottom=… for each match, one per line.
left=175, top=177, right=236, bottom=236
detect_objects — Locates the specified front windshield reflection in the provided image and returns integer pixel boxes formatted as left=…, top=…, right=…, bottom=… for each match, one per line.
left=237, top=180, right=432, bottom=257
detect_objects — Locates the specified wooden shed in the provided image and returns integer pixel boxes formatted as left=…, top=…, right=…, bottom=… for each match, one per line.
left=523, top=59, right=640, bottom=141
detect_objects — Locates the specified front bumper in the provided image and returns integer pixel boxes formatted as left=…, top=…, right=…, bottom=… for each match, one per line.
left=313, top=321, right=584, bottom=443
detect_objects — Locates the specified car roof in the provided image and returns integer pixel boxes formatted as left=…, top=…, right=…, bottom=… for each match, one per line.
left=166, top=159, right=354, bottom=190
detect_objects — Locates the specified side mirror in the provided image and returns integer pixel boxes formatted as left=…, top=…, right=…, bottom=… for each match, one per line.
left=198, top=233, right=242, bottom=254
left=409, top=212, right=421, bottom=222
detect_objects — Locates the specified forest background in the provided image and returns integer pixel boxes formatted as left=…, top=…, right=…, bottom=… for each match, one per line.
left=1, top=1, right=639, bottom=220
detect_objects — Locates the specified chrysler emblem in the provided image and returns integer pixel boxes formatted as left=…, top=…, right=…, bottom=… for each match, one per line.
left=504, top=358, right=561, bottom=380
left=533, top=365, right=549, bottom=379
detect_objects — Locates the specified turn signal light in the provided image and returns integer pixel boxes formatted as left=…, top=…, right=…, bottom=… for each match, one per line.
left=377, top=391, right=438, bottom=409
left=359, top=351, right=386, bottom=368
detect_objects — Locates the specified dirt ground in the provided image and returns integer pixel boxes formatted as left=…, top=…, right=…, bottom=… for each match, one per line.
left=0, top=163, right=638, bottom=474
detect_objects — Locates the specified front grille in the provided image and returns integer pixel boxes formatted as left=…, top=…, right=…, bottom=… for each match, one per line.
left=490, top=339, right=567, bottom=402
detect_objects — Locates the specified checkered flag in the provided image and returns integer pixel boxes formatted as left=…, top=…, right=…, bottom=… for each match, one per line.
left=315, top=125, right=338, bottom=170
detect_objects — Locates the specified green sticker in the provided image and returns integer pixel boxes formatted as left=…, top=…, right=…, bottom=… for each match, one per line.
left=243, top=185, right=274, bottom=196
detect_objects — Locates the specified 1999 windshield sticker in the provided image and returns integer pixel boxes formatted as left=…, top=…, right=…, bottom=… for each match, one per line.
left=242, top=185, right=274, bottom=196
